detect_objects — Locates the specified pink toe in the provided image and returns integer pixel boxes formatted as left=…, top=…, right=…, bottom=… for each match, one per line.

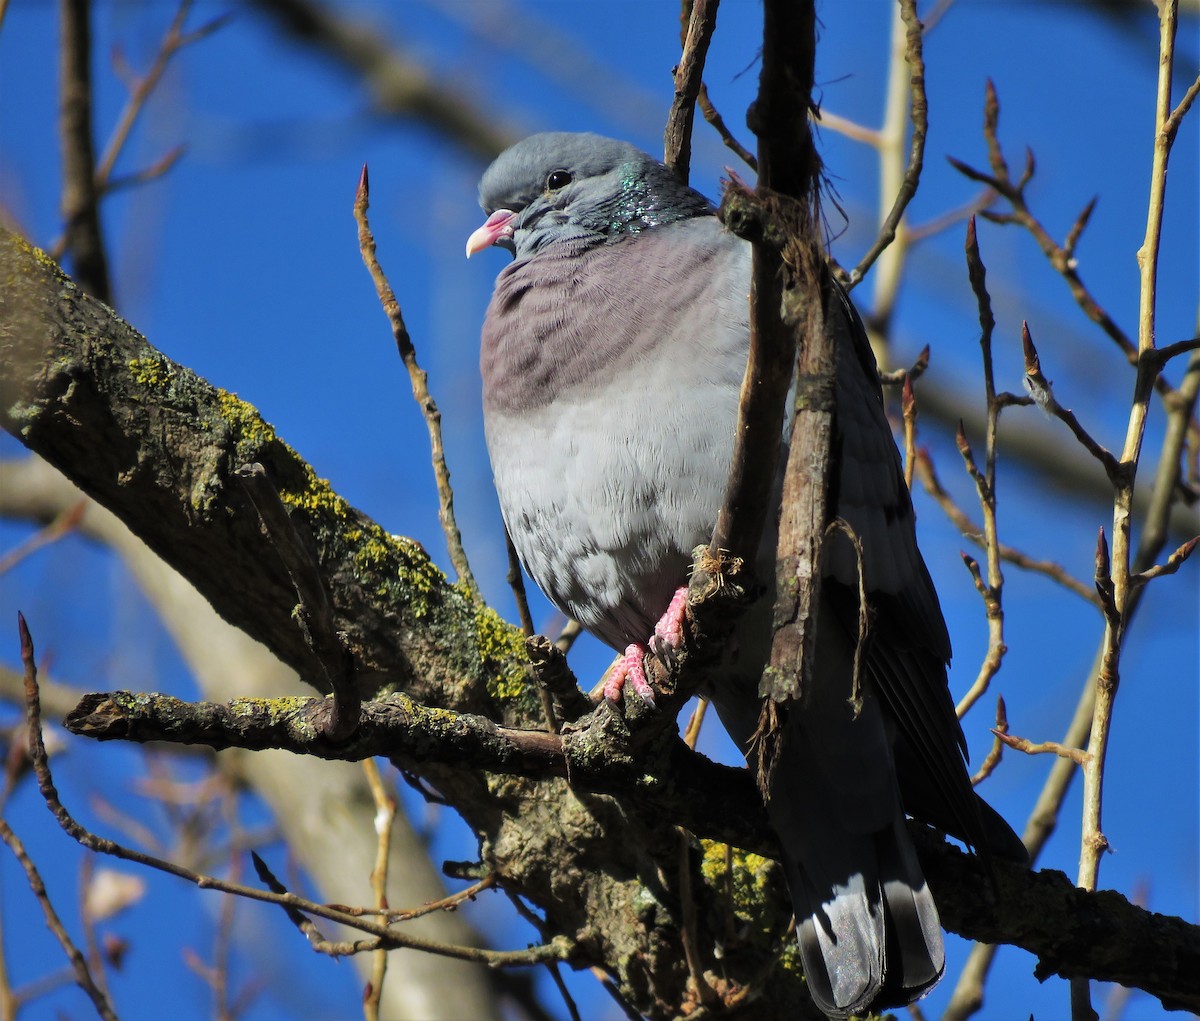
left=603, top=645, right=657, bottom=707
left=652, top=587, right=689, bottom=650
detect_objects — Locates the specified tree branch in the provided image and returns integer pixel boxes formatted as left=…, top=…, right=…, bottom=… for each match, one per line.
left=56, top=682, right=1200, bottom=1014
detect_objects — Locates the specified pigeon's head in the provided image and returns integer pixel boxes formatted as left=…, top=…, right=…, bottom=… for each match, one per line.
left=466, top=132, right=713, bottom=260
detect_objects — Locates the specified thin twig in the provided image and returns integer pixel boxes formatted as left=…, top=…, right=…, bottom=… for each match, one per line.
left=914, top=449, right=1100, bottom=607
left=543, top=963, right=582, bottom=1021
left=906, top=186, right=997, bottom=244
left=504, top=527, right=535, bottom=638
left=0, top=819, right=118, bottom=1021
left=1130, top=535, right=1198, bottom=587
left=970, top=696, right=1008, bottom=786
left=954, top=219, right=1010, bottom=718
left=94, top=2, right=228, bottom=194
left=382, top=875, right=496, bottom=924
left=901, top=374, right=917, bottom=490
left=845, top=0, right=927, bottom=289
left=949, top=79, right=1190, bottom=417
left=993, top=730, right=1089, bottom=767
left=354, top=164, right=478, bottom=598
left=697, top=83, right=756, bottom=171
left=11, top=614, right=118, bottom=1021
left=102, top=145, right=185, bottom=197
left=251, top=852, right=570, bottom=965
left=1021, top=323, right=1122, bottom=481
left=815, top=110, right=880, bottom=147
left=878, top=344, right=930, bottom=387
left=0, top=499, right=86, bottom=576
left=78, top=856, right=112, bottom=1005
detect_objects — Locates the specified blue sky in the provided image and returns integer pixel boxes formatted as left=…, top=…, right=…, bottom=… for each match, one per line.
left=1, top=2, right=1197, bottom=1019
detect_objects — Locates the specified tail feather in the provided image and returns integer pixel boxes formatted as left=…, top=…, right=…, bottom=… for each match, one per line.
left=788, top=848, right=885, bottom=1016
left=708, top=590, right=946, bottom=1018
left=779, top=792, right=944, bottom=1018
left=878, top=816, right=944, bottom=992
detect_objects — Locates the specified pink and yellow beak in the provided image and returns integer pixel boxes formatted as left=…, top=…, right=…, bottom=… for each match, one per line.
left=465, top=209, right=516, bottom=257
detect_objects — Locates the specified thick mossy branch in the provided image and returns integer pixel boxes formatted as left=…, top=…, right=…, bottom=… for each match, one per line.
left=5, top=232, right=1199, bottom=1016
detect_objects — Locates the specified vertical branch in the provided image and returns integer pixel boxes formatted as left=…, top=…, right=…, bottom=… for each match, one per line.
left=739, top=0, right=828, bottom=785
left=663, top=0, right=720, bottom=181
left=1077, top=0, right=1180, bottom=896
left=58, top=0, right=111, bottom=303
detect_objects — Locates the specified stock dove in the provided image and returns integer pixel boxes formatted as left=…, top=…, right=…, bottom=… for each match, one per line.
left=467, top=132, right=1024, bottom=1018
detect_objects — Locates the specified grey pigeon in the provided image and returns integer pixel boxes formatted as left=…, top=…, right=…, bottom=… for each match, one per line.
left=467, top=132, right=1025, bottom=1019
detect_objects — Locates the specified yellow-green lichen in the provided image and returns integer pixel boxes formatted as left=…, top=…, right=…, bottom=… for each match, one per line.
left=474, top=604, right=528, bottom=701
left=128, top=353, right=174, bottom=391
left=278, top=472, right=339, bottom=516
left=700, top=839, right=801, bottom=972
left=345, top=529, right=447, bottom=618
left=391, top=538, right=448, bottom=618
left=215, top=388, right=281, bottom=451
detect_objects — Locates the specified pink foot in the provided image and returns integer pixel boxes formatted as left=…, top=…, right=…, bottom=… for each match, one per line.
left=602, top=587, right=691, bottom=708
left=604, top=644, right=656, bottom=706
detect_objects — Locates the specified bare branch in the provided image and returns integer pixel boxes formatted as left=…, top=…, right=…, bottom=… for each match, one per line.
left=845, top=0, right=927, bottom=288
left=8, top=614, right=117, bottom=1021
left=970, top=696, right=1008, bottom=787
left=57, top=0, right=110, bottom=302
left=663, top=0, right=720, bottom=181
left=355, top=165, right=478, bottom=599
left=992, top=730, right=1089, bottom=768
left=93, top=1, right=227, bottom=195
left=1022, top=323, right=1122, bottom=481
left=47, top=676, right=1200, bottom=1010
left=913, top=449, right=1100, bottom=606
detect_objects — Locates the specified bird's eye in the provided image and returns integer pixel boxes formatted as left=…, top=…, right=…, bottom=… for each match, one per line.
left=546, top=169, right=572, bottom=191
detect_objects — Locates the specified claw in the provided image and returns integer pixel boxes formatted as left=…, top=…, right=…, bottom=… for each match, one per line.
left=604, top=644, right=657, bottom=707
